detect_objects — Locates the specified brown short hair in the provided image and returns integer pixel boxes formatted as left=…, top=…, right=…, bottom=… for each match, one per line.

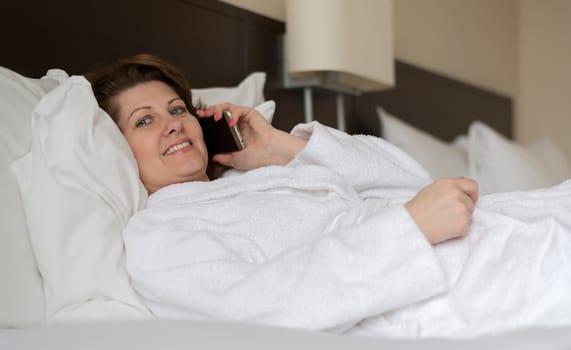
left=86, top=54, right=196, bottom=123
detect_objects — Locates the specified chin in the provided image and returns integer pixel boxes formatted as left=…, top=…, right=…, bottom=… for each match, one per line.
left=175, top=166, right=208, bottom=182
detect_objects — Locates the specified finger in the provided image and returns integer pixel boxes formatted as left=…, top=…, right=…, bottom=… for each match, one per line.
left=198, top=104, right=223, bottom=117
left=210, top=104, right=252, bottom=126
left=212, top=151, right=240, bottom=168
left=225, top=105, right=255, bottom=127
left=212, top=153, right=232, bottom=167
left=458, top=192, right=476, bottom=213
left=455, top=178, right=479, bottom=204
left=203, top=103, right=235, bottom=121
left=214, top=102, right=235, bottom=111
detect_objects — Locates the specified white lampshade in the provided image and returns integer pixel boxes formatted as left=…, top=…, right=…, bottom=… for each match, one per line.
left=285, top=0, right=394, bottom=93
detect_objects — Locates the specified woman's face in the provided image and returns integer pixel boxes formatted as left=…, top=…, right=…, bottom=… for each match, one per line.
left=115, top=81, right=209, bottom=193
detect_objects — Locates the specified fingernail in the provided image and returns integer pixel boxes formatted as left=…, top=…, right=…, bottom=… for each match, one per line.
left=204, top=109, right=210, bottom=115
left=196, top=109, right=203, bottom=116
left=214, top=112, right=220, bottom=121
left=229, top=118, right=236, bottom=127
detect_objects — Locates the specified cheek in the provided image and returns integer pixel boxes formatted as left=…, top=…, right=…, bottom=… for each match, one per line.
left=126, top=134, right=158, bottom=165
left=185, top=116, right=202, bottom=134
left=184, top=118, right=206, bottom=148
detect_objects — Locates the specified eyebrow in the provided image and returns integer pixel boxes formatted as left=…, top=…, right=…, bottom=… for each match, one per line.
left=127, top=97, right=184, bottom=121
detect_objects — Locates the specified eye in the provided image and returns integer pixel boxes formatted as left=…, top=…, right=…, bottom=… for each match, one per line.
left=135, top=116, right=152, bottom=128
left=170, top=106, right=187, bottom=116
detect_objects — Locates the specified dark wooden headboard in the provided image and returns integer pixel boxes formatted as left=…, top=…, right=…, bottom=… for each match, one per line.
left=350, top=61, right=513, bottom=140
left=1, top=0, right=512, bottom=140
left=1, top=0, right=284, bottom=88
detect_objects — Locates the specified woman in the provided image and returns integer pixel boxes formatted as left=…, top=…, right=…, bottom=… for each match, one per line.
left=88, top=54, right=571, bottom=338
left=89, top=54, right=475, bottom=242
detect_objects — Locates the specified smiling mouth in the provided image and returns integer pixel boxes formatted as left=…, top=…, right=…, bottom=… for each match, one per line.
left=163, top=141, right=192, bottom=156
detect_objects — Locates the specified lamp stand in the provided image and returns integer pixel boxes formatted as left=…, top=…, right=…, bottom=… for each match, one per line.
left=336, top=92, right=346, bottom=132
left=301, top=87, right=347, bottom=132
left=303, top=87, right=314, bottom=124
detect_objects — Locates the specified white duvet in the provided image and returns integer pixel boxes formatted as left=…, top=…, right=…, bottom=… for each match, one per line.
left=123, top=122, right=571, bottom=338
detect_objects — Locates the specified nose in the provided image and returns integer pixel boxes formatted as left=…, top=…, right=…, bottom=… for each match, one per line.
left=163, top=117, right=182, bottom=137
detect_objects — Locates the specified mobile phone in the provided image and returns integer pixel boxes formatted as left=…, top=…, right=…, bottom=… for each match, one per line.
left=199, top=110, right=245, bottom=158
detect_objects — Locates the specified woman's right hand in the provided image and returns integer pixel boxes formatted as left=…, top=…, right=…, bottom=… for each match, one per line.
left=405, top=178, right=479, bottom=244
left=197, top=103, right=307, bottom=170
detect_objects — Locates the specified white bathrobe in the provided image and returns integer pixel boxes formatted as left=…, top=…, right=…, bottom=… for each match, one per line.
left=124, top=122, right=571, bottom=338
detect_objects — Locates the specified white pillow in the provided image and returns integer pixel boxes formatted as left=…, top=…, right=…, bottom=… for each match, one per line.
left=0, top=66, right=66, bottom=327
left=11, top=76, right=153, bottom=322
left=2, top=68, right=272, bottom=325
left=253, top=100, right=276, bottom=123
left=192, top=72, right=274, bottom=123
left=192, top=71, right=266, bottom=110
left=467, top=121, right=569, bottom=194
left=377, top=107, right=468, bottom=180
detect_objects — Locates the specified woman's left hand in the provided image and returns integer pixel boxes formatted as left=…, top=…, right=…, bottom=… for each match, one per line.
left=196, top=103, right=307, bottom=170
left=405, top=177, right=479, bottom=244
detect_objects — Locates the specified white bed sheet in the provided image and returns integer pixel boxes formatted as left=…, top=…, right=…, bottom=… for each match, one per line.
left=1, top=321, right=571, bottom=350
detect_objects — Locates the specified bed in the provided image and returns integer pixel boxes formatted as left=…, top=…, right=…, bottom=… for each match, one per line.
left=2, top=0, right=571, bottom=348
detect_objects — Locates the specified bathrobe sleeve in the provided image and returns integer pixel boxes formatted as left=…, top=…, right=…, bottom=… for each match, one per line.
left=288, top=122, right=432, bottom=200
left=124, top=203, right=447, bottom=331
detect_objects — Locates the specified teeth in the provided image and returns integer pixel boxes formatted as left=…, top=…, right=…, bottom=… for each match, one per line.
left=164, top=141, right=191, bottom=155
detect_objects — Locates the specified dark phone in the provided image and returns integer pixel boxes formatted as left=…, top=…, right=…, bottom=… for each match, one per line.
left=199, top=110, right=245, bottom=158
